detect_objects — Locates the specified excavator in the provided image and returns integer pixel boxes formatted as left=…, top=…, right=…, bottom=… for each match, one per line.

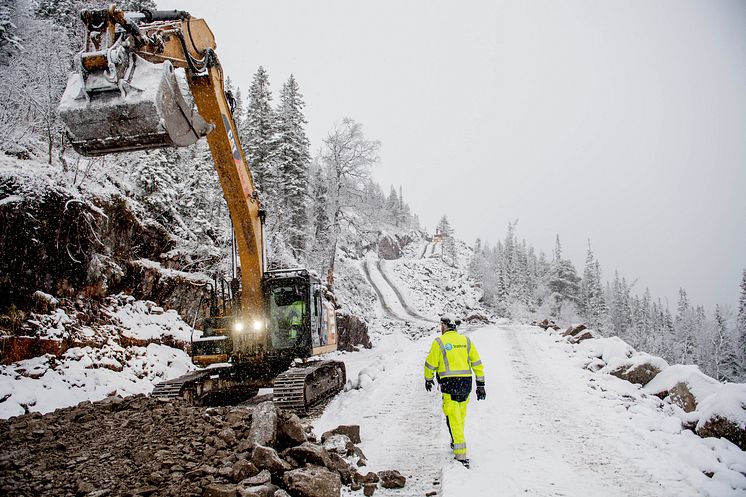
left=57, top=6, right=345, bottom=412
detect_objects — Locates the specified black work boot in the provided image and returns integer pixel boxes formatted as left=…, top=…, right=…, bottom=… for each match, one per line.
left=455, top=457, right=470, bottom=469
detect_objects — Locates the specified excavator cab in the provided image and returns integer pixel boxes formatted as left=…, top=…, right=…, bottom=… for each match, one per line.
left=57, top=7, right=212, bottom=156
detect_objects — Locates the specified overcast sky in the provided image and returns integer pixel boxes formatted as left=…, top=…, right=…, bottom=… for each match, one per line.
left=159, top=0, right=746, bottom=311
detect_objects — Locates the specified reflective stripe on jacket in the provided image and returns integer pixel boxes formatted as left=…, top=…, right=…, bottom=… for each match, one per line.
left=423, top=329, right=485, bottom=383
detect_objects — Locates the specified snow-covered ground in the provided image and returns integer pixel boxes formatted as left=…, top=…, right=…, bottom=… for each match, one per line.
left=0, top=296, right=197, bottom=418
left=316, top=324, right=746, bottom=497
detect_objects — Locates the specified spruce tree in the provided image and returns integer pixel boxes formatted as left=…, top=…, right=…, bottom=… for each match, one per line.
left=436, top=215, right=457, bottom=267
left=275, top=74, right=311, bottom=256
left=242, top=66, right=277, bottom=201
left=713, top=305, right=740, bottom=382
left=737, top=269, right=746, bottom=377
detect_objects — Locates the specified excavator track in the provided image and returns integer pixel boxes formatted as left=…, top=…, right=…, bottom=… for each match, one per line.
left=273, top=360, right=346, bottom=414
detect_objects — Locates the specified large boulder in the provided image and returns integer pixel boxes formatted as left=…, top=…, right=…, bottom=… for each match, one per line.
left=276, top=411, right=306, bottom=449
left=644, top=364, right=721, bottom=413
left=250, top=445, right=291, bottom=474
left=605, top=353, right=669, bottom=386
left=336, top=313, right=372, bottom=352
left=204, top=484, right=238, bottom=497
left=569, top=330, right=595, bottom=344
left=283, top=442, right=332, bottom=468
left=283, top=466, right=342, bottom=497
left=562, top=324, right=587, bottom=337
left=695, top=383, right=746, bottom=450
left=247, top=402, right=278, bottom=448
left=321, top=425, right=361, bottom=445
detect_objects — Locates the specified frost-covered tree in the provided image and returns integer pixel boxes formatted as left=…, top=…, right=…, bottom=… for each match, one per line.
left=0, top=2, right=23, bottom=60
left=712, top=305, right=739, bottom=382
left=579, top=240, right=607, bottom=330
left=674, top=288, right=697, bottom=364
left=0, top=10, right=72, bottom=162
left=275, top=74, right=311, bottom=257
left=544, top=235, right=580, bottom=318
left=437, top=215, right=457, bottom=267
left=242, top=66, right=277, bottom=201
left=737, top=270, right=746, bottom=375
left=321, top=118, right=380, bottom=290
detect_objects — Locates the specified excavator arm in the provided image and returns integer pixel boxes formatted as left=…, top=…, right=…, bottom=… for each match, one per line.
left=58, top=7, right=265, bottom=350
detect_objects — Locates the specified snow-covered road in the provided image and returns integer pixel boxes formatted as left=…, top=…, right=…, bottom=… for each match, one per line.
left=317, top=324, right=742, bottom=497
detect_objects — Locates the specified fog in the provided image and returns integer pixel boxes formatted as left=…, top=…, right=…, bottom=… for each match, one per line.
left=158, top=0, right=746, bottom=310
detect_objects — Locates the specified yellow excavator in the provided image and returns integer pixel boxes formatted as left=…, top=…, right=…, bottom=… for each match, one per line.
left=57, top=7, right=345, bottom=412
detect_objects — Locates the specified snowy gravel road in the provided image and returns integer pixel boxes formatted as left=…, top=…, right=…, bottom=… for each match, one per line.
left=316, top=324, right=730, bottom=497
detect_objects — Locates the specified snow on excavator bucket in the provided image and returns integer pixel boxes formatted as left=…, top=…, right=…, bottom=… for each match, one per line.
left=58, top=55, right=212, bottom=157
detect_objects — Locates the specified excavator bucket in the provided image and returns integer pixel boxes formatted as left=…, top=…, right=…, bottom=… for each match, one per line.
left=58, top=55, right=213, bottom=157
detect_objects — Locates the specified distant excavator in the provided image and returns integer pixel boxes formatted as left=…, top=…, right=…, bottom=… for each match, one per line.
left=58, top=6, right=345, bottom=412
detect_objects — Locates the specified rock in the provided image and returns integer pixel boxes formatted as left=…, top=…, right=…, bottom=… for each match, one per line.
left=607, top=354, right=667, bottom=386
left=353, top=445, right=367, bottom=466
left=204, top=483, right=238, bottom=497
left=327, top=453, right=354, bottom=484
left=283, top=466, right=342, bottom=497
left=321, top=425, right=361, bottom=445
left=363, top=483, right=377, bottom=496
left=273, top=490, right=291, bottom=497
left=569, top=330, right=595, bottom=343
left=697, top=417, right=746, bottom=450
left=377, top=470, right=405, bottom=489
left=239, top=469, right=271, bottom=486
left=250, top=445, right=291, bottom=474
left=247, top=402, right=278, bottom=448
left=562, top=324, right=587, bottom=337
left=336, top=313, right=372, bottom=352
left=218, top=428, right=238, bottom=446
left=360, top=472, right=379, bottom=484
left=668, top=382, right=697, bottom=413
left=283, top=442, right=332, bottom=468
left=231, top=459, right=259, bottom=483
left=277, top=411, right=306, bottom=449
left=694, top=383, right=746, bottom=450
left=132, top=486, right=158, bottom=496
left=237, top=485, right=275, bottom=497
left=322, top=434, right=351, bottom=455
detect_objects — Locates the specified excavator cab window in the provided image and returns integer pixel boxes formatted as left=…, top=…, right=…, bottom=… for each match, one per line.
left=268, top=286, right=307, bottom=350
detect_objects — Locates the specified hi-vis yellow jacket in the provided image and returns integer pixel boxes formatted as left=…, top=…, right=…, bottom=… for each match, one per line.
left=424, top=330, right=485, bottom=383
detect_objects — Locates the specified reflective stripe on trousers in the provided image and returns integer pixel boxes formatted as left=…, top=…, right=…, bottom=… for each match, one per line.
left=442, top=392, right=469, bottom=458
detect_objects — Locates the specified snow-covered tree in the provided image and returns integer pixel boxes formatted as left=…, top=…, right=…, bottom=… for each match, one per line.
left=737, top=270, right=746, bottom=377
left=437, top=215, right=457, bottom=267
left=321, top=118, right=380, bottom=290
left=242, top=66, right=277, bottom=201
left=275, top=74, right=311, bottom=257
left=544, top=235, right=580, bottom=319
left=579, top=240, right=607, bottom=330
left=712, top=305, right=739, bottom=382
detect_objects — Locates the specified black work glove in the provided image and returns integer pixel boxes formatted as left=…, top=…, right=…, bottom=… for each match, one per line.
left=476, top=382, right=486, bottom=401
left=425, top=379, right=434, bottom=392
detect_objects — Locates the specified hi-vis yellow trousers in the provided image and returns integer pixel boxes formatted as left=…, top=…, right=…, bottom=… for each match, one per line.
left=442, top=392, right=469, bottom=460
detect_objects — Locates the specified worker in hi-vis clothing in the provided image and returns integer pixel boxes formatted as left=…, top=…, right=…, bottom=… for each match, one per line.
left=424, top=315, right=486, bottom=468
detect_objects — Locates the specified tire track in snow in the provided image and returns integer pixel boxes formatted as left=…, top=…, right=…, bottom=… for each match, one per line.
left=361, top=259, right=407, bottom=321
left=375, top=260, right=433, bottom=322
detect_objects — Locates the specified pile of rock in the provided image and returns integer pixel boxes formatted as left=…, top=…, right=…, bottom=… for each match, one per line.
left=541, top=324, right=746, bottom=451
left=0, top=396, right=406, bottom=497
left=531, top=319, right=560, bottom=331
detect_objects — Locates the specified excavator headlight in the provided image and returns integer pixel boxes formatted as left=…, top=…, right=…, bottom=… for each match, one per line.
left=233, top=321, right=245, bottom=333
left=252, top=320, right=264, bottom=332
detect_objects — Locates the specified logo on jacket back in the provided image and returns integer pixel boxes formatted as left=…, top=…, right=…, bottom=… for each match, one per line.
left=445, top=343, right=453, bottom=351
